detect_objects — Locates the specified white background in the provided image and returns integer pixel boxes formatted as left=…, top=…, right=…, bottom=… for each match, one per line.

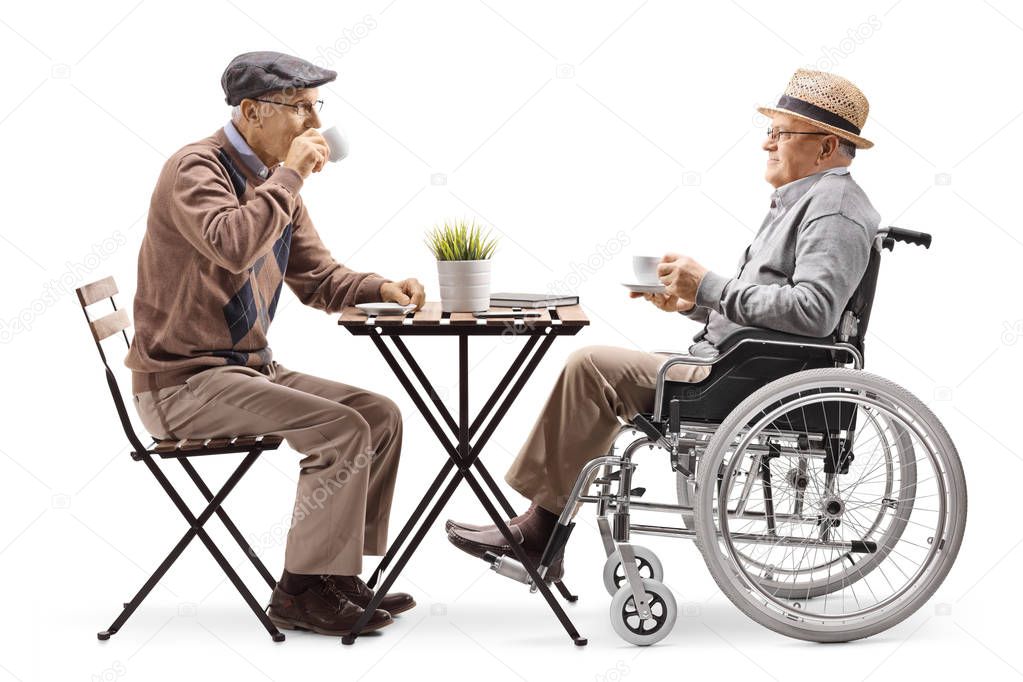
left=0, top=1, right=1017, bottom=680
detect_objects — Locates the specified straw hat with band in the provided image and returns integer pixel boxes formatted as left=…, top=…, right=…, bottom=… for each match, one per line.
left=757, top=68, right=873, bottom=149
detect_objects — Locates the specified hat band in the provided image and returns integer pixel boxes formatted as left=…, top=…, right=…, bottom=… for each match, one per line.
left=775, top=94, right=861, bottom=135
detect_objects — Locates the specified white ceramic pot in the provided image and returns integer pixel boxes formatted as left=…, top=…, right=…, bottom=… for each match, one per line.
left=436, top=259, right=492, bottom=312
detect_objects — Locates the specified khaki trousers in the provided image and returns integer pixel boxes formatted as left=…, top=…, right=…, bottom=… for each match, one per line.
left=505, top=345, right=709, bottom=513
left=133, top=361, right=402, bottom=576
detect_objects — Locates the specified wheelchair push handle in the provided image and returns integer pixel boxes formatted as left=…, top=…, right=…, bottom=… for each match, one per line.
left=880, top=226, right=932, bottom=251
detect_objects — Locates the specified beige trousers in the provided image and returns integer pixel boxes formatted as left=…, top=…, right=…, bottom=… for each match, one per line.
left=505, top=345, right=709, bottom=513
left=133, top=361, right=402, bottom=575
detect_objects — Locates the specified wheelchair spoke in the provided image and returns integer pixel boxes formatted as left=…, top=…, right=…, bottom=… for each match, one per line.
left=700, top=375, right=960, bottom=626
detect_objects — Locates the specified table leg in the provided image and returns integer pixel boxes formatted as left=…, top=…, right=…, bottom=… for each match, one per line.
left=344, top=329, right=586, bottom=645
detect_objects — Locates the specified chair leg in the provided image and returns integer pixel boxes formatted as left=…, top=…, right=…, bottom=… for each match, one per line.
left=97, top=524, right=198, bottom=640
left=178, top=456, right=277, bottom=589
left=98, top=452, right=285, bottom=642
left=192, top=520, right=285, bottom=642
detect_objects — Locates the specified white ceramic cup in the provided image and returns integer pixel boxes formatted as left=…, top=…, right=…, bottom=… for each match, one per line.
left=320, top=126, right=349, bottom=162
left=632, top=255, right=662, bottom=284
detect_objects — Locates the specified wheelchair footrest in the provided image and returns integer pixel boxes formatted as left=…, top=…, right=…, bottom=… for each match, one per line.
left=483, top=551, right=532, bottom=585
left=480, top=522, right=577, bottom=587
left=631, top=414, right=665, bottom=443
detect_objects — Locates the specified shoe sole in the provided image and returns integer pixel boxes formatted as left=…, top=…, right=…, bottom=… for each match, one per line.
left=383, top=599, right=416, bottom=616
left=268, top=613, right=393, bottom=637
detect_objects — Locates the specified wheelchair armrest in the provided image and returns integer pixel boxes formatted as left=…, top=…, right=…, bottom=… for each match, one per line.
left=650, top=352, right=717, bottom=422
left=716, top=328, right=836, bottom=354
left=716, top=329, right=862, bottom=367
left=650, top=329, right=863, bottom=422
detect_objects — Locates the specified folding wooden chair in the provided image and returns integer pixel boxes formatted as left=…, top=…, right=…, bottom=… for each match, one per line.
left=76, top=276, right=287, bottom=642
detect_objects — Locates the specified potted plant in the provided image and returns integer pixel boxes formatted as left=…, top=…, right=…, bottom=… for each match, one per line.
left=425, top=218, right=499, bottom=312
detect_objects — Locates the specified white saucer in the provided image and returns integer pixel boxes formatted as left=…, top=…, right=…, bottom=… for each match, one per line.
left=355, top=302, right=417, bottom=315
left=621, top=282, right=666, bottom=294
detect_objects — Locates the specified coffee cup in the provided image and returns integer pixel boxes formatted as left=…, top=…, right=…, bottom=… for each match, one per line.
left=632, top=255, right=662, bottom=285
left=320, top=126, right=349, bottom=162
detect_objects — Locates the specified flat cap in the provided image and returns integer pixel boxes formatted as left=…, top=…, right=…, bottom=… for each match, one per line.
left=221, top=51, right=336, bottom=105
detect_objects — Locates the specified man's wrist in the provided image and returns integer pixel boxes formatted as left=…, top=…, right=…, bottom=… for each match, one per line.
left=270, top=165, right=304, bottom=196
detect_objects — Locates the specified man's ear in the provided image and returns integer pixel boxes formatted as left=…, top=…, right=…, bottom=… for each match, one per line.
left=240, top=99, right=261, bottom=127
left=820, top=134, right=839, bottom=161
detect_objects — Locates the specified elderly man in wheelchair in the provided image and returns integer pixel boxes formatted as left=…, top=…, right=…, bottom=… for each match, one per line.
left=446, top=69, right=967, bottom=645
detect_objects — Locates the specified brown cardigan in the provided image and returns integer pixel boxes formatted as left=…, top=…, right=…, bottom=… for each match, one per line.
left=125, top=127, right=388, bottom=393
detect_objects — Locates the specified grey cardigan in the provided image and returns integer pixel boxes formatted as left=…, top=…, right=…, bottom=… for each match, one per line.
left=686, top=167, right=880, bottom=357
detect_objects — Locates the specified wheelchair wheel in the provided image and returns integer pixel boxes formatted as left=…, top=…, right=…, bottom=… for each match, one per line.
left=693, top=368, right=966, bottom=643
left=609, top=578, right=677, bottom=646
left=602, top=545, right=664, bottom=596
left=722, top=410, right=917, bottom=600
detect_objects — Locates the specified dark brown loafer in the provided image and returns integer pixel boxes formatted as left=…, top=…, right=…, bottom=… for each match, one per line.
left=445, top=518, right=491, bottom=533
left=331, top=575, right=416, bottom=616
left=267, top=577, right=393, bottom=636
left=446, top=525, right=564, bottom=582
left=444, top=506, right=535, bottom=534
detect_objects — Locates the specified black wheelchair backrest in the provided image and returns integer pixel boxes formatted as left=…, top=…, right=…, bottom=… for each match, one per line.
left=838, top=225, right=932, bottom=357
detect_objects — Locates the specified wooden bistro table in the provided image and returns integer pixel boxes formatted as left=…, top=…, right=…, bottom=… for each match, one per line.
left=337, top=302, right=589, bottom=645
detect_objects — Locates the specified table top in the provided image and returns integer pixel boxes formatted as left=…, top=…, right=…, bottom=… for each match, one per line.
left=338, top=302, right=589, bottom=336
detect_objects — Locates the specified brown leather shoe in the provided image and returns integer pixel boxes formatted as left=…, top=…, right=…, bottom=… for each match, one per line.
left=331, top=575, right=416, bottom=616
left=267, top=576, right=393, bottom=636
left=446, top=524, right=564, bottom=582
left=444, top=504, right=536, bottom=534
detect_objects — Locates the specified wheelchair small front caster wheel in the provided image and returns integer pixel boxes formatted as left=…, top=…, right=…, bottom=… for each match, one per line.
left=609, top=578, right=677, bottom=646
left=602, top=545, right=664, bottom=596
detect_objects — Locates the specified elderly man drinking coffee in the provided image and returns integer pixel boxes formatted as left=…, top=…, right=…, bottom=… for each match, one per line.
left=446, top=69, right=881, bottom=582
left=126, top=51, right=426, bottom=637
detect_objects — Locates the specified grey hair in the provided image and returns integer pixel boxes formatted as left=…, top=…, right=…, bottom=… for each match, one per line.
left=231, top=104, right=243, bottom=124
left=838, top=138, right=856, bottom=159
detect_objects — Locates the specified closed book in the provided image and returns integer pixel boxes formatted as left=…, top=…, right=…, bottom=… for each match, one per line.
left=488, top=292, right=579, bottom=308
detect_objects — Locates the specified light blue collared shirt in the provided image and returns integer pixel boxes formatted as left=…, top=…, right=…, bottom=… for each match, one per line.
left=223, top=120, right=270, bottom=180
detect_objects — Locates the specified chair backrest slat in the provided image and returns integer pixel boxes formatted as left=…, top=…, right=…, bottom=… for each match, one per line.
left=90, top=308, right=131, bottom=342
left=77, top=276, right=119, bottom=307
left=75, top=275, right=153, bottom=457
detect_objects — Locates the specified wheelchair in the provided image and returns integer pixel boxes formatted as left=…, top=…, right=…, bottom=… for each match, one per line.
left=484, top=226, right=967, bottom=645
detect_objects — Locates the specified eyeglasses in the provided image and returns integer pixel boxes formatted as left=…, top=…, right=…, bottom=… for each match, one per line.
left=251, top=98, right=324, bottom=117
left=765, top=127, right=830, bottom=142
